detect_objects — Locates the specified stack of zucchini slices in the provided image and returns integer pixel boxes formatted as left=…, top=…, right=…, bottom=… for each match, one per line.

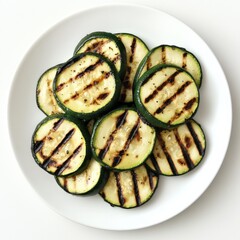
left=32, top=31, right=206, bottom=209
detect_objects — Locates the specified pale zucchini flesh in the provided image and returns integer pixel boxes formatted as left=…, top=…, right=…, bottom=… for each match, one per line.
left=116, top=33, right=149, bottom=102
left=100, top=164, right=158, bottom=208
left=36, top=65, right=64, bottom=116
left=91, top=108, right=156, bottom=171
left=146, top=120, right=206, bottom=176
left=32, top=115, right=90, bottom=177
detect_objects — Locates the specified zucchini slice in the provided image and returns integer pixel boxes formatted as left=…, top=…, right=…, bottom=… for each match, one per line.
left=91, top=107, right=156, bottom=171
left=36, top=64, right=64, bottom=116
left=99, top=164, right=158, bottom=209
left=134, top=65, right=199, bottom=128
left=74, top=31, right=127, bottom=79
left=134, top=45, right=202, bottom=88
left=146, top=119, right=206, bottom=176
left=31, top=114, right=91, bottom=177
left=116, top=33, right=149, bottom=102
left=53, top=52, right=121, bottom=120
left=56, top=158, right=109, bottom=196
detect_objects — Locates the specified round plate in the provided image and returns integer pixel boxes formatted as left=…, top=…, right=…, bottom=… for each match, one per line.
left=8, top=4, right=232, bottom=230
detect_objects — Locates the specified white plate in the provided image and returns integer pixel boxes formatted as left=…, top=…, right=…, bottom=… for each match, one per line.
left=8, top=4, right=232, bottom=230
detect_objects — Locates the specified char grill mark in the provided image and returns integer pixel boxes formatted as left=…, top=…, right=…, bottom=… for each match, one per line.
left=98, top=111, right=128, bottom=160
left=75, top=59, right=103, bottom=79
left=55, top=144, right=83, bottom=176
left=146, top=167, right=155, bottom=190
left=91, top=92, right=110, bottom=105
left=114, top=172, right=125, bottom=206
left=161, top=46, right=166, bottom=63
left=41, top=128, right=75, bottom=170
left=34, top=141, right=44, bottom=154
left=63, top=178, right=68, bottom=190
left=34, top=118, right=64, bottom=153
left=112, top=54, right=121, bottom=64
left=157, top=131, right=178, bottom=175
left=63, top=71, right=111, bottom=104
left=56, top=82, right=67, bottom=92
left=63, top=175, right=76, bottom=191
left=96, top=92, right=110, bottom=101
left=174, top=129, right=195, bottom=170
left=64, top=92, right=79, bottom=104
left=85, top=39, right=110, bottom=53
left=56, top=59, right=103, bottom=92
left=123, top=77, right=132, bottom=89
left=144, top=69, right=182, bottom=103
left=153, top=81, right=192, bottom=115
left=55, top=159, right=71, bottom=176
left=131, top=170, right=141, bottom=206
left=120, top=66, right=132, bottom=102
left=85, top=41, right=102, bottom=52
left=129, top=37, right=136, bottom=63
left=149, top=155, right=162, bottom=174
left=116, top=110, right=128, bottom=128
left=112, top=118, right=141, bottom=167
left=53, top=118, right=64, bottom=130
left=146, top=57, right=151, bottom=70
left=168, top=98, right=197, bottom=124
left=141, top=71, right=158, bottom=87
left=186, top=122, right=204, bottom=156
left=83, top=72, right=111, bottom=91
left=182, top=52, right=188, bottom=68
left=73, top=175, right=77, bottom=190
left=185, top=98, right=196, bottom=110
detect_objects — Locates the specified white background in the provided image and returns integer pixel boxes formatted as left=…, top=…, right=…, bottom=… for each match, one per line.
left=1, top=0, right=240, bottom=239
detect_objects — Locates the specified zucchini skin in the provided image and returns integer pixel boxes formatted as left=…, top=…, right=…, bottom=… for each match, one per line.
left=74, top=31, right=127, bottom=80
left=36, top=63, right=64, bottom=116
left=53, top=52, right=122, bottom=120
left=134, top=64, right=200, bottom=129
left=31, top=114, right=92, bottom=177
left=55, top=164, right=109, bottom=196
left=134, top=44, right=202, bottom=89
left=90, top=106, right=156, bottom=171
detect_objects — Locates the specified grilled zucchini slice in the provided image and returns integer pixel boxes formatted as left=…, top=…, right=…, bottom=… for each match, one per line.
left=134, top=45, right=202, bottom=88
left=56, top=158, right=109, bottom=196
left=100, top=164, right=158, bottom=209
left=53, top=52, right=121, bottom=120
left=134, top=65, right=199, bottom=128
left=36, top=64, right=64, bottom=116
left=31, top=114, right=91, bottom=177
left=74, top=31, right=127, bottom=79
left=146, top=119, right=206, bottom=176
left=91, top=107, right=156, bottom=171
left=116, top=33, right=149, bottom=102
